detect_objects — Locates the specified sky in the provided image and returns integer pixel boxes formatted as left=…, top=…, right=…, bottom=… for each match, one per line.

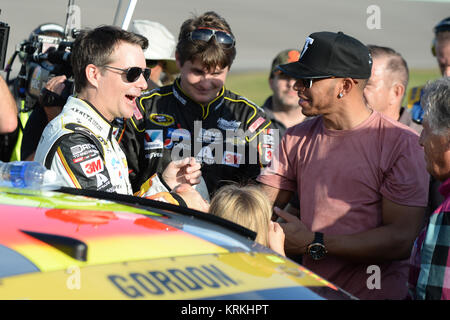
left=1, top=0, right=449, bottom=75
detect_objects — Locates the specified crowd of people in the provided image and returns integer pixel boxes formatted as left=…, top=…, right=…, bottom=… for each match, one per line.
left=0, top=12, right=449, bottom=300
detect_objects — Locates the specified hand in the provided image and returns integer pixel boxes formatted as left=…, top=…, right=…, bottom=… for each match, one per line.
left=173, top=184, right=210, bottom=212
left=273, top=206, right=314, bottom=255
left=42, top=75, right=67, bottom=122
left=45, top=75, right=66, bottom=96
left=268, top=221, right=286, bottom=256
left=162, top=157, right=202, bottom=190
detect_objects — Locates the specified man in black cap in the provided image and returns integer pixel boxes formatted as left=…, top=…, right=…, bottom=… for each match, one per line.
left=258, top=31, right=429, bottom=299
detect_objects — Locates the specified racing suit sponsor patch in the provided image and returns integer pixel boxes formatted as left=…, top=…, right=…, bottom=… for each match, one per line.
left=133, top=105, right=143, bottom=120
left=197, top=128, right=222, bottom=144
left=262, top=133, right=274, bottom=145
left=164, top=128, right=175, bottom=149
left=264, top=148, right=273, bottom=163
left=217, top=118, right=241, bottom=132
left=80, top=156, right=104, bottom=178
left=248, top=117, right=266, bottom=133
left=96, top=173, right=109, bottom=188
left=146, top=152, right=163, bottom=159
left=149, top=114, right=175, bottom=127
left=196, top=146, right=216, bottom=165
left=223, top=151, right=242, bottom=168
left=73, top=156, right=89, bottom=164
left=70, top=143, right=97, bottom=157
left=144, top=130, right=163, bottom=150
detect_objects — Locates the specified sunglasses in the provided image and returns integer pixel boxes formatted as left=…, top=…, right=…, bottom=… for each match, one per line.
left=297, top=76, right=342, bottom=89
left=103, top=65, right=151, bottom=83
left=189, top=27, right=235, bottom=49
left=300, top=78, right=314, bottom=88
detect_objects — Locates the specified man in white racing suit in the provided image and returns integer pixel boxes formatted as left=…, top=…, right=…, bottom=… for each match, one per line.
left=35, top=25, right=201, bottom=196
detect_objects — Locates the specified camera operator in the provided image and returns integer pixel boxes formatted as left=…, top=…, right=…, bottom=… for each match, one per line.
left=18, top=23, right=67, bottom=161
left=0, top=75, right=17, bottom=134
left=21, top=75, right=66, bottom=160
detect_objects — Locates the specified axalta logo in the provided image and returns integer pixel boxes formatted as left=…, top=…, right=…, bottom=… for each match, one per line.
left=108, top=264, right=238, bottom=298
left=149, top=114, right=175, bottom=126
left=80, top=156, right=104, bottom=177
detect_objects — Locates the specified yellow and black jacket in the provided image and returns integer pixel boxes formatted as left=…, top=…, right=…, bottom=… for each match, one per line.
left=119, top=79, right=274, bottom=195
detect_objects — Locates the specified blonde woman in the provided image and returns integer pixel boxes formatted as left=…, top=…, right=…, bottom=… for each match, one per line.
left=209, top=184, right=286, bottom=256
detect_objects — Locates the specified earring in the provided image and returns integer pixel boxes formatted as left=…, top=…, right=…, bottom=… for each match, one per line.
left=338, top=92, right=343, bottom=98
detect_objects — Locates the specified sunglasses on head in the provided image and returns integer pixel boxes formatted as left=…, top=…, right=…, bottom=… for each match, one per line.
left=188, top=27, right=235, bottom=49
left=103, top=65, right=151, bottom=83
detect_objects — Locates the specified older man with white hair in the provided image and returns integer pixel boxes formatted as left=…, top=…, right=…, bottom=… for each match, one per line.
left=408, top=77, right=450, bottom=300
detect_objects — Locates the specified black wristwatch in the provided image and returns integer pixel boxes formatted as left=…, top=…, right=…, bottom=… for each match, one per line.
left=307, top=232, right=327, bottom=260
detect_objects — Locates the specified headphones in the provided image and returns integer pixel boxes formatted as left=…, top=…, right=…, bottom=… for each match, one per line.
left=431, top=17, right=450, bottom=56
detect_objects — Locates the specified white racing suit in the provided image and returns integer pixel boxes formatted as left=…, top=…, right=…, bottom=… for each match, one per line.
left=35, top=96, right=168, bottom=196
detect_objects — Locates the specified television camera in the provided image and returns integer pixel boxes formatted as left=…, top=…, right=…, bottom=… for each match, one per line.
left=5, top=26, right=76, bottom=112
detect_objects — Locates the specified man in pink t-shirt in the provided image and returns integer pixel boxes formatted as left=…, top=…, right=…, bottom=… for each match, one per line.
left=257, top=31, right=429, bottom=300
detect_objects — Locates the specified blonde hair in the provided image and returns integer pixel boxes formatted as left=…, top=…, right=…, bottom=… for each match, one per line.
left=209, top=185, right=272, bottom=246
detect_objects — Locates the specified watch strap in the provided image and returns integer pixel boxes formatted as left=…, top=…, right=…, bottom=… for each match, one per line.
left=314, top=232, right=324, bottom=245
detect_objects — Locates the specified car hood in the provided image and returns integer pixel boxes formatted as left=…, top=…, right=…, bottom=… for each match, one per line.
left=0, top=187, right=354, bottom=300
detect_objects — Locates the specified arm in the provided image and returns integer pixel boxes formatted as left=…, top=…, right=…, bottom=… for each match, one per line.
left=118, top=118, right=145, bottom=192
left=47, top=134, right=115, bottom=191
left=0, top=75, right=18, bottom=133
left=260, top=183, right=293, bottom=210
left=135, top=157, right=202, bottom=198
left=275, top=197, right=425, bottom=263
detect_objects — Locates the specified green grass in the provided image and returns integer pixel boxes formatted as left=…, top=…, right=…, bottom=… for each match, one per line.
left=226, top=69, right=442, bottom=107
left=226, top=71, right=271, bottom=106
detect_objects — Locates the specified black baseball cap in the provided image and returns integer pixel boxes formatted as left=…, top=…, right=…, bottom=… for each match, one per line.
left=278, top=31, right=372, bottom=79
left=434, top=17, right=450, bottom=34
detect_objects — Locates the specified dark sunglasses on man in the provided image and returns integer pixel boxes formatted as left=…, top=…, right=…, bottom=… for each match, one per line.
left=188, top=27, right=235, bottom=49
left=103, top=65, right=151, bottom=83
left=297, top=76, right=353, bottom=89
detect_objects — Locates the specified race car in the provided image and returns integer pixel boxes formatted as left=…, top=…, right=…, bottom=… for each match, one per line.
left=0, top=186, right=355, bottom=300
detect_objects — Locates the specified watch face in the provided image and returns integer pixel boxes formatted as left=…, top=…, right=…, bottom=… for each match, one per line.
left=308, top=244, right=326, bottom=260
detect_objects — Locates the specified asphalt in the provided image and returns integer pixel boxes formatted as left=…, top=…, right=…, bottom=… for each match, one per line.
left=1, top=0, right=449, bottom=76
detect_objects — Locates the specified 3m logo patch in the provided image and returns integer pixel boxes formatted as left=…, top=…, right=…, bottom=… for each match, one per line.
left=264, top=148, right=273, bottom=163
left=144, top=130, right=163, bottom=150
left=223, top=151, right=242, bottom=168
left=81, top=156, right=104, bottom=177
left=149, top=114, right=175, bottom=126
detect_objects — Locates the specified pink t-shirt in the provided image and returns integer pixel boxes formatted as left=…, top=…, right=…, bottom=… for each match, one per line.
left=257, top=111, right=429, bottom=299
